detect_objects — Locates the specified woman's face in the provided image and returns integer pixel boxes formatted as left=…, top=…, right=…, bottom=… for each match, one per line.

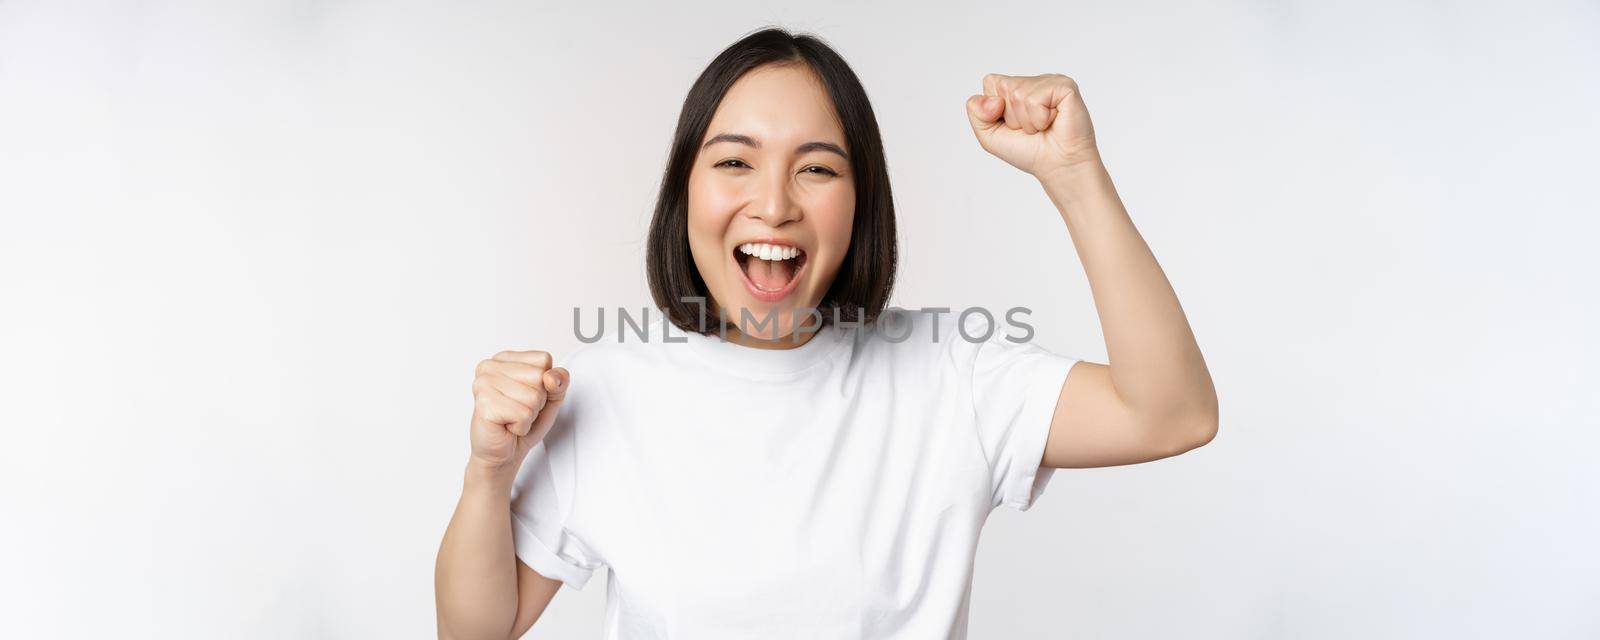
left=686, top=63, right=855, bottom=344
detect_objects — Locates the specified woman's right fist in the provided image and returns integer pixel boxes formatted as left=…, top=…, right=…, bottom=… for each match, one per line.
left=468, top=350, right=568, bottom=472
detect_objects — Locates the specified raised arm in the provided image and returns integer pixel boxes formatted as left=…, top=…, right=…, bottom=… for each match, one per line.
left=436, top=351, right=571, bottom=638
left=966, top=73, right=1218, bottom=469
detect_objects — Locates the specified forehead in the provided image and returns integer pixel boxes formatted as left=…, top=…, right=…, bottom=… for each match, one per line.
left=704, top=63, right=845, bottom=146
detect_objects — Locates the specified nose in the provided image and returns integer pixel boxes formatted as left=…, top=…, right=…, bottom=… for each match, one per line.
left=746, top=171, right=803, bottom=227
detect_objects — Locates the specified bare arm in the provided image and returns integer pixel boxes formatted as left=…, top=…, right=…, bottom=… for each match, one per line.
left=1038, top=160, right=1218, bottom=468
left=435, top=351, right=572, bottom=638
left=436, top=463, right=563, bottom=639
left=966, top=74, right=1218, bottom=469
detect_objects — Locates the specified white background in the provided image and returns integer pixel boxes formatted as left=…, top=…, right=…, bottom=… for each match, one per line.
left=2, top=1, right=1597, bottom=637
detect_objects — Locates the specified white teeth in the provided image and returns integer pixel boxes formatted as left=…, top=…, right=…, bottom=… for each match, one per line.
left=738, top=242, right=802, bottom=261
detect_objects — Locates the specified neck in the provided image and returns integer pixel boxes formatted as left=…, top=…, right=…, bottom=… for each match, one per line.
left=718, top=315, right=824, bottom=350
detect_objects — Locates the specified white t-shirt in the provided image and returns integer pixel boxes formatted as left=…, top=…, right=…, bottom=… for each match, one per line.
left=509, top=309, right=1079, bottom=639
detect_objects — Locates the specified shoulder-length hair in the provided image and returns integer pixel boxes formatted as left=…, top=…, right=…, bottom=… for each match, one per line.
left=645, top=27, right=897, bottom=335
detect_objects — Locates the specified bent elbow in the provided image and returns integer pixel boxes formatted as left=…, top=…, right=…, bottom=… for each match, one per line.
left=1188, top=417, right=1218, bottom=451
left=1182, top=398, right=1219, bottom=452
left=1159, top=398, right=1218, bottom=457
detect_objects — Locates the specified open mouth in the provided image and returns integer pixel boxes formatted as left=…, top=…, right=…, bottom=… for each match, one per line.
left=734, top=241, right=808, bottom=302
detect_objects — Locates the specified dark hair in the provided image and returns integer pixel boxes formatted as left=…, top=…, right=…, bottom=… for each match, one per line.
left=645, top=27, right=897, bottom=335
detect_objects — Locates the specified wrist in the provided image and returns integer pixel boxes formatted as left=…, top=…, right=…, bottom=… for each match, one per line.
left=463, top=458, right=519, bottom=496
left=1036, top=150, right=1106, bottom=188
left=1038, top=154, right=1114, bottom=204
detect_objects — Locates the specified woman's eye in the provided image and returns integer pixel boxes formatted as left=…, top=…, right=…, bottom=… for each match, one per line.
left=715, top=159, right=750, bottom=169
left=801, top=165, right=839, bottom=177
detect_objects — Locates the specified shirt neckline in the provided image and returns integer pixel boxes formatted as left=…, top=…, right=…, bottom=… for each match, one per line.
left=672, top=316, right=853, bottom=378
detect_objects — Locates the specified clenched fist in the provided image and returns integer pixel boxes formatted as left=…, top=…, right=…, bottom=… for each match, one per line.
left=468, top=350, right=568, bottom=472
left=966, top=73, right=1100, bottom=179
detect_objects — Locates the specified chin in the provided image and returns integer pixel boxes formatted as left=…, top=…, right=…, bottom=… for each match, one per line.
left=722, top=298, right=811, bottom=340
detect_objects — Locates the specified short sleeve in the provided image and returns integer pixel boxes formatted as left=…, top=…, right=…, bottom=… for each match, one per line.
left=952, top=313, right=1079, bottom=512
left=508, top=390, right=605, bottom=589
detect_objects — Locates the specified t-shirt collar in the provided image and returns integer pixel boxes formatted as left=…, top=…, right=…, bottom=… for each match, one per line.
left=674, top=317, right=852, bottom=378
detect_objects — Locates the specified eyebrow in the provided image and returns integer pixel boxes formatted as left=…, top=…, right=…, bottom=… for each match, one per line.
left=702, top=133, right=849, bottom=160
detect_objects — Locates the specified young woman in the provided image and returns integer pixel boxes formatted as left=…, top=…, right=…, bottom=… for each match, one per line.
left=436, top=28, right=1217, bottom=639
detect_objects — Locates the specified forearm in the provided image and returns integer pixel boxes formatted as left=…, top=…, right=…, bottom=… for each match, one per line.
left=435, top=462, right=522, bottom=640
left=1039, top=156, right=1218, bottom=429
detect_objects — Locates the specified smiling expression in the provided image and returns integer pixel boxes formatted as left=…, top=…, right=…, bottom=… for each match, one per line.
left=686, top=63, right=856, bottom=343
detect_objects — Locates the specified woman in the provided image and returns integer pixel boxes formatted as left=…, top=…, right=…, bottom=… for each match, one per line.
left=436, top=27, right=1217, bottom=639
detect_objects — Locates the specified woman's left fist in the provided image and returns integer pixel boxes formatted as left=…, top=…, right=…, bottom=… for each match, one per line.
left=966, top=73, right=1099, bottom=179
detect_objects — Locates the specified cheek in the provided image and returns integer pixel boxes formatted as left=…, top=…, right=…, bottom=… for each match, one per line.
left=804, top=183, right=856, bottom=260
left=688, top=174, right=746, bottom=221
left=685, top=175, right=737, bottom=266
